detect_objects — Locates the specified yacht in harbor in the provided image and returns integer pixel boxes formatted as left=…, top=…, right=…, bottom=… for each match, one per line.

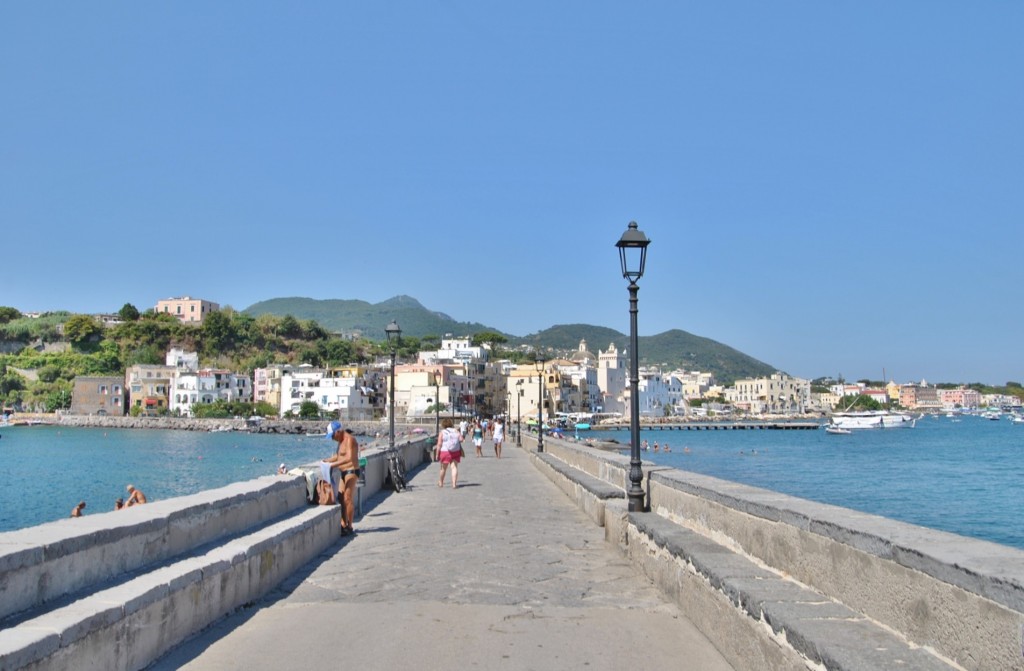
left=829, top=410, right=916, bottom=430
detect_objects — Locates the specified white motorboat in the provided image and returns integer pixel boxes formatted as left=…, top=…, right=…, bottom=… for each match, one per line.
left=829, top=411, right=916, bottom=430
left=824, top=425, right=853, bottom=435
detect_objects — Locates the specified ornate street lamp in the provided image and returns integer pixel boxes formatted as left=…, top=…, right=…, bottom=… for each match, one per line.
left=616, top=221, right=651, bottom=513
left=515, top=379, right=524, bottom=447
left=535, top=355, right=546, bottom=454
left=385, top=320, right=402, bottom=453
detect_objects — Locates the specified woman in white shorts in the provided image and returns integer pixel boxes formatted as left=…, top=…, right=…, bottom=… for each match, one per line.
left=492, top=418, right=505, bottom=459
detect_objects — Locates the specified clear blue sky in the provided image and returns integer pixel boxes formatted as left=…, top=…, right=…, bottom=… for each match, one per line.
left=2, top=3, right=1021, bottom=385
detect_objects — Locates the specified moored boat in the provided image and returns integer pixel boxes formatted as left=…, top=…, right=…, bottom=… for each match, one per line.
left=829, top=411, right=916, bottom=430
left=824, top=425, right=853, bottom=435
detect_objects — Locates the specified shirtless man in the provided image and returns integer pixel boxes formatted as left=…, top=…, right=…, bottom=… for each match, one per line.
left=71, top=501, right=86, bottom=517
left=125, top=484, right=147, bottom=506
left=323, top=420, right=359, bottom=535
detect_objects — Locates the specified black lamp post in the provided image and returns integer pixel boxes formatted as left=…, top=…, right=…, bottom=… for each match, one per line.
left=385, top=320, right=401, bottom=453
left=515, top=379, right=523, bottom=447
left=434, top=371, right=442, bottom=439
left=535, top=355, right=546, bottom=454
left=616, top=221, right=651, bottom=513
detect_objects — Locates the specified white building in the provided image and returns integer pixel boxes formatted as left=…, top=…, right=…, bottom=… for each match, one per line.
left=597, top=342, right=627, bottom=415
left=166, top=347, right=199, bottom=372
left=171, top=369, right=252, bottom=417
left=634, top=367, right=682, bottom=418
left=419, top=336, right=488, bottom=365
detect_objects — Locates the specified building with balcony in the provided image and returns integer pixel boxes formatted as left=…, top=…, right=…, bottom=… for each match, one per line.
left=125, top=364, right=176, bottom=415
left=730, top=373, right=810, bottom=414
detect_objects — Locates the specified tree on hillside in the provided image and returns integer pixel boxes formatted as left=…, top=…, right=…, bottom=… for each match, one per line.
left=0, top=307, right=22, bottom=324
left=472, top=331, right=508, bottom=347
left=200, top=310, right=235, bottom=355
left=63, top=314, right=102, bottom=345
left=279, top=315, right=302, bottom=339
left=118, top=303, right=141, bottom=322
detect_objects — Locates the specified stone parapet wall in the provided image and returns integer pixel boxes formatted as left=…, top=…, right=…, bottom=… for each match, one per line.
left=525, top=433, right=1024, bottom=671
left=648, top=470, right=1024, bottom=671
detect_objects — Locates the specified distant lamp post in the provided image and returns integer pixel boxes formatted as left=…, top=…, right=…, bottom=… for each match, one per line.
left=516, top=379, right=524, bottom=447
left=433, top=371, right=442, bottom=439
left=616, top=221, right=651, bottom=513
left=385, top=320, right=402, bottom=452
left=535, top=355, right=546, bottom=454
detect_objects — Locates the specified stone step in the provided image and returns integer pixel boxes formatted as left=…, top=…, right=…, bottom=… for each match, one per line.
left=630, top=513, right=958, bottom=671
left=0, top=504, right=340, bottom=671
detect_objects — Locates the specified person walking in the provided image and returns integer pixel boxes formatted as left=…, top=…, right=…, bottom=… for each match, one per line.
left=471, top=419, right=484, bottom=457
left=435, top=417, right=463, bottom=489
left=492, top=417, right=505, bottom=459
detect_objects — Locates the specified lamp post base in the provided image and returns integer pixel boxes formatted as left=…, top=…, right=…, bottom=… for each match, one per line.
left=627, top=490, right=645, bottom=513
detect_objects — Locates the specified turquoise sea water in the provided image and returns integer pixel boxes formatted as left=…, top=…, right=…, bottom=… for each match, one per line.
left=589, top=413, right=1024, bottom=551
left=0, top=426, right=350, bottom=533
left=2, top=416, right=1022, bottom=551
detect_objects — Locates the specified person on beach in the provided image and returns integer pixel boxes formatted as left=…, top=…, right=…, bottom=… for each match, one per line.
left=323, top=420, right=359, bottom=536
left=71, top=501, right=86, bottom=517
left=472, top=420, right=484, bottom=457
left=435, top=417, right=462, bottom=489
left=277, top=463, right=287, bottom=475
left=125, top=485, right=147, bottom=506
left=114, top=498, right=124, bottom=510
left=492, top=417, right=505, bottom=459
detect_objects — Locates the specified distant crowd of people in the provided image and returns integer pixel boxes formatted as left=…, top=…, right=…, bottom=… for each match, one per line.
left=71, top=484, right=147, bottom=518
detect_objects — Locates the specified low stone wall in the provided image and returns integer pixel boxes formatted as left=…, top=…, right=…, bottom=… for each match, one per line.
left=0, top=433, right=435, bottom=670
left=526, top=434, right=1024, bottom=671
left=0, top=476, right=307, bottom=623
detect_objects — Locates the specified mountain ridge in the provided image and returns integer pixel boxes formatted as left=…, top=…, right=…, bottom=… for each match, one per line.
left=243, top=296, right=779, bottom=383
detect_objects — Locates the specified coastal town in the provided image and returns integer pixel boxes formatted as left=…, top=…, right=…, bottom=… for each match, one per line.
left=3, top=296, right=1019, bottom=426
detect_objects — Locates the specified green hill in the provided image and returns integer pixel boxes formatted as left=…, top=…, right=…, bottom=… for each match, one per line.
left=243, top=296, right=499, bottom=340
left=244, top=297, right=780, bottom=384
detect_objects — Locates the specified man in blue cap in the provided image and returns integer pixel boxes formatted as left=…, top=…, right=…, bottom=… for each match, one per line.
left=322, top=420, right=359, bottom=535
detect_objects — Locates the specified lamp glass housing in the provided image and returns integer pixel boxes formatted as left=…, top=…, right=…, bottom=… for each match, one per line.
left=385, top=320, right=402, bottom=348
left=616, top=221, right=650, bottom=283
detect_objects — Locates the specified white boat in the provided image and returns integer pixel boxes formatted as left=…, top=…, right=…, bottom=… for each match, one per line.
left=829, top=411, right=916, bottom=430
left=824, top=426, right=853, bottom=435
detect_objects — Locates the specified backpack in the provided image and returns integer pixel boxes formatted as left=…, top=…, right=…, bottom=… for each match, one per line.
left=315, top=479, right=336, bottom=505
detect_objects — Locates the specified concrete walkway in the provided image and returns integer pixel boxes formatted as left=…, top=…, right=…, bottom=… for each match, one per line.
left=149, top=440, right=733, bottom=671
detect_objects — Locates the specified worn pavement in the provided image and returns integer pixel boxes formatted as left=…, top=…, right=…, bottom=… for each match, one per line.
left=149, top=438, right=734, bottom=671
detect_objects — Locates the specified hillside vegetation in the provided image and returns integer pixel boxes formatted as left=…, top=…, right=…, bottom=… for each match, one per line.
left=242, top=297, right=779, bottom=380
left=0, top=296, right=777, bottom=412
